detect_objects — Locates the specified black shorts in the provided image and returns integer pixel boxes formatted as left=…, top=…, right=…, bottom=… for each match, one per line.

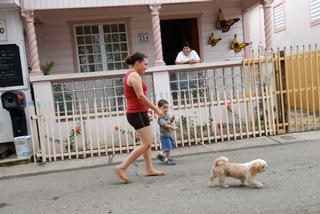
left=126, top=112, right=150, bottom=130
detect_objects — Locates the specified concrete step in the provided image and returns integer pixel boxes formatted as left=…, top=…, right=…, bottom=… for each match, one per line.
left=0, top=155, right=31, bottom=167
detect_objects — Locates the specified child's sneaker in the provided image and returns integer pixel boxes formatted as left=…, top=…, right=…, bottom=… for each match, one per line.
left=157, top=153, right=165, bottom=162
left=164, top=158, right=176, bottom=166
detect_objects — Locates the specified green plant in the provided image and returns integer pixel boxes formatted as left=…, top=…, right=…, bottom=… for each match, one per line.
left=41, top=61, right=55, bottom=75
left=64, top=126, right=81, bottom=151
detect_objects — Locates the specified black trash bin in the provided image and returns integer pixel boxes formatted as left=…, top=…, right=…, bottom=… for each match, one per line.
left=1, top=90, right=28, bottom=137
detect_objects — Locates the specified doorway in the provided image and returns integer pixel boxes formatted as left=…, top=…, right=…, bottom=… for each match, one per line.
left=160, top=18, right=200, bottom=65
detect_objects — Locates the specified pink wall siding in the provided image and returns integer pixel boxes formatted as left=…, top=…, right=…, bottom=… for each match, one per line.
left=35, top=1, right=245, bottom=74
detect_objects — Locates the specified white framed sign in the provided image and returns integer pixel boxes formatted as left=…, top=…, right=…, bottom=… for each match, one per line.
left=138, top=33, right=149, bottom=42
left=0, top=20, right=7, bottom=41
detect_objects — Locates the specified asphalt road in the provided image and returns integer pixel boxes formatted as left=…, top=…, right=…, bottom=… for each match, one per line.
left=1, top=140, right=320, bottom=214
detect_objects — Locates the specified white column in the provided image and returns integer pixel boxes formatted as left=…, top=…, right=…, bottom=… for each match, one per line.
left=242, top=9, right=252, bottom=58
left=261, top=0, right=274, bottom=51
left=149, top=4, right=165, bottom=66
left=21, top=9, right=42, bottom=75
left=153, top=71, right=171, bottom=102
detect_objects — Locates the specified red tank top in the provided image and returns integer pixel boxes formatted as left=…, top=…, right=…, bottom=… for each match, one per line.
left=123, top=70, right=149, bottom=113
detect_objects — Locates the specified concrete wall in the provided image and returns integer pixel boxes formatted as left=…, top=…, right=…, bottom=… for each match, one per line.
left=249, top=0, right=320, bottom=51
left=0, top=9, right=32, bottom=143
left=272, top=0, right=320, bottom=49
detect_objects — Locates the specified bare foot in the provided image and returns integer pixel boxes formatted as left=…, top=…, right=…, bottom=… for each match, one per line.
left=144, top=169, right=166, bottom=177
left=115, top=166, right=131, bottom=183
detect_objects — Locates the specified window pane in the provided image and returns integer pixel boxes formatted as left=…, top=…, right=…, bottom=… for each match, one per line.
left=78, top=46, right=86, bottom=54
left=106, top=54, right=114, bottom=62
left=84, top=26, right=91, bottom=34
left=120, top=43, right=128, bottom=51
left=112, top=34, right=119, bottom=42
left=94, top=55, right=102, bottom=63
left=85, top=36, right=92, bottom=44
left=189, top=71, right=197, bottom=79
left=107, top=63, right=114, bottom=70
left=120, top=33, right=127, bottom=42
left=80, top=65, right=88, bottom=72
left=170, top=82, right=178, bottom=90
left=103, top=25, right=111, bottom=33
left=105, top=44, right=113, bottom=52
left=180, top=81, right=188, bottom=89
left=89, top=65, right=95, bottom=72
left=93, top=45, right=101, bottom=53
left=179, top=72, right=188, bottom=80
left=104, top=35, right=112, bottom=43
left=170, top=73, right=177, bottom=81
left=87, top=55, right=94, bottom=63
left=189, top=80, right=198, bottom=88
left=122, top=63, right=129, bottom=69
left=111, top=24, right=118, bottom=32
left=77, top=36, right=84, bottom=44
left=76, top=26, right=83, bottom=35
left=95, top=64, right=103, bottom=71
left=79, top=56, right=87, bottom=64
left=92, top=35, right=100, bottom=44
left=86, top=46, right=93, bottom=54
left=92, top=26, right=99, bottom=34
left=113, top=44, right=120, bottom=52
left=114, top=53, right=121, bottom=61
left=115, top=63, right=122, bottom=69
left=121, top=52, right=128, bottom=59
left=118, top=24, right=126, bottom=32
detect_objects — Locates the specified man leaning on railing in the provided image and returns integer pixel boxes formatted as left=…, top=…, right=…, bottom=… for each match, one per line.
left=175, top=41, right=201, bottom=65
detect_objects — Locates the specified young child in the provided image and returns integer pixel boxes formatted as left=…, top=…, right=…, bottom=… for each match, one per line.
left=157, top=99, right=176, bottom=166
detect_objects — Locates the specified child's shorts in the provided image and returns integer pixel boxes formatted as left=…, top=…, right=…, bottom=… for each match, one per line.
left=160, top=136, right=174, bottom=152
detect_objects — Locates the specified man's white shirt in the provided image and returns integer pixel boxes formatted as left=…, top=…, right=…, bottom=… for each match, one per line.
left=175, top=50, right=200, bottom=63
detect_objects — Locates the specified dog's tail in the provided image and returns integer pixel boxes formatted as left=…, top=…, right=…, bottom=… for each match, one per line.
left=214, top=156, right=229, bottom=167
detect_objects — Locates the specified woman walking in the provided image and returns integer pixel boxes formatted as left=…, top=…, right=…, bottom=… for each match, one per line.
left=115, top=52, right=165, bottom=182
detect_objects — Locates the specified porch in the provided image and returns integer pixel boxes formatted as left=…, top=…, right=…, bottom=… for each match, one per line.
left=20, top=0, right=275, bottom=75
left=28, top=46, right=320, bottom=162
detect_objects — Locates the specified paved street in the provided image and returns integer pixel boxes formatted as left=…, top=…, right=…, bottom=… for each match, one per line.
left=1, top=140, right=320, bottom=214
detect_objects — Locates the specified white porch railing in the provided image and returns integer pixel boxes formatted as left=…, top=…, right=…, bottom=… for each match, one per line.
left=29, top=61, right=276, bottom=162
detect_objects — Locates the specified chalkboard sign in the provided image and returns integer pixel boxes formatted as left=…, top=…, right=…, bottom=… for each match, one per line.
left=0, top=44, right=23, bottom=87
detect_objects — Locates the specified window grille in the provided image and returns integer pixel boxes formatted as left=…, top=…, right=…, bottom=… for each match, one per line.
left=169, top=66, right=243, bottom=106
left=52, top=74, right=154, bottom=116
left=75, top=23, right=129, bottom=72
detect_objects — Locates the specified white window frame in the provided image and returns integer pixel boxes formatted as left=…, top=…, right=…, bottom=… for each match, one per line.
left=74, top=22, right=130, bottom=73
left=273, top=1, right=286, bottom=33
left=310, top=0, right=320, bottom=26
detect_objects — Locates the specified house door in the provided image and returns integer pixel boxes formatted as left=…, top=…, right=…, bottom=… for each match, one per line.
left=160, top=18, right=200, bottom=65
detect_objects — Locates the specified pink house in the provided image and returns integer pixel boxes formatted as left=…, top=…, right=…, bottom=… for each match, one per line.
left=17, top=0, right=277, bottom=161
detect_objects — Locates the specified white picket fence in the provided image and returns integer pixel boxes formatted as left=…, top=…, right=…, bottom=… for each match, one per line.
left=29, top=89, right=276, bottom=162
left=29, top=60, right=277, bottom=162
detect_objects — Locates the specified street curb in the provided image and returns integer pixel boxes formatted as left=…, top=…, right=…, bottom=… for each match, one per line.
left=0, top=136, right=313, bottom=180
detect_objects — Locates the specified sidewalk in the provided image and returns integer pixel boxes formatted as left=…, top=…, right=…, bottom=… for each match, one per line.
left=1, top=131, right=319, bottom=180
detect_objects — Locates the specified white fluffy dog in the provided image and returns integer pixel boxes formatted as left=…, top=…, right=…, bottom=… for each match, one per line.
left=208, top=156, right=267, bottom=188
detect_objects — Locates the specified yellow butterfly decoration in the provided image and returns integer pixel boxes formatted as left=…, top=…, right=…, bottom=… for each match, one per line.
left=231, top=34, right=249, bottom=52
left=216, top=8, right=240, bottom=33
left=208, top=33, right=222, bottom=46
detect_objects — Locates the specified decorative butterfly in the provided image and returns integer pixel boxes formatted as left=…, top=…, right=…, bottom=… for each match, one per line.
left=208, top=33, right=222, bottom=46
left=216, top=8, right=240, bottom=33
left=231, top=34, right=249, bottom=52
